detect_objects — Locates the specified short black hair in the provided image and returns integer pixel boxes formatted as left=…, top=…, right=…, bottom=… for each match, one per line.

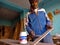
left=29, top=0, right=38, bottom=4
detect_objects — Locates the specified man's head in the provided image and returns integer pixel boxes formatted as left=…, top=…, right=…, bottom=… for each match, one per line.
left=29, top=0, right=38, bottom=9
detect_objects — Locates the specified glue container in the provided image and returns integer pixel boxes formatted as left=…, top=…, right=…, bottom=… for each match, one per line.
left=19, top=31, right=27, bottom=44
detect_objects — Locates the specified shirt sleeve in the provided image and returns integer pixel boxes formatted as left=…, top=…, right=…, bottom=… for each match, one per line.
left=45, top=12, right=51, bottom=26
left=26, top=23, right=32, bottom=33
left=25, top=12, right=32, bottom=33
left=43, top=9, right=51, bottom=25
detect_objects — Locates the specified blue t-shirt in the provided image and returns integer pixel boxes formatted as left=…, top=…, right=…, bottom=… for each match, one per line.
left=26, top=8, right=50, bottom=35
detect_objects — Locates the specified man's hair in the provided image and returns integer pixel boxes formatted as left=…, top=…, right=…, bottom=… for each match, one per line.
left=29, top=0, right=38, bottom=5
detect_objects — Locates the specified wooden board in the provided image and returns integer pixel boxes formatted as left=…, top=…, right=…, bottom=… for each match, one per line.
left=0, top=39, right=56, bottom=45
left=13, top=22, right=20, bottom=40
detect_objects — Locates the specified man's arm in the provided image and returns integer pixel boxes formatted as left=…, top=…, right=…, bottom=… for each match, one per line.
left=25, top=12, right=35, bottom=38
left=44, top=9, right=53, bottom=30
left=26, top=22, right=35, bottom=39
left=38, top=8, right=53, bottom=30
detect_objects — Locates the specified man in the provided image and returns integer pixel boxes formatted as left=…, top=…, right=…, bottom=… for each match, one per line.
left=26, top=0, right=53, bottom=43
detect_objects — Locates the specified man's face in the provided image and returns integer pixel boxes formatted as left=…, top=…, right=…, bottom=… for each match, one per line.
left=31, top=0, right=38, bottom=9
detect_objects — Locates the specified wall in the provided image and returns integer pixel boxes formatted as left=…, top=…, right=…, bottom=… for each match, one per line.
left=0, top=0, right=23, bottom=26
left=0, top=20, right=11, bottom=26
left=39, top=0, right=60, bottom=35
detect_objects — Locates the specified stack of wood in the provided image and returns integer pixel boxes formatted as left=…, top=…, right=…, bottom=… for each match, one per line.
left=0, top=18, right=24, bottom=40
left=0, top=26, right=12, bottom=39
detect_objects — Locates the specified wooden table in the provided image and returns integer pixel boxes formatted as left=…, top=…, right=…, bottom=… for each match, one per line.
left=0, top=39, right=56, bottom=45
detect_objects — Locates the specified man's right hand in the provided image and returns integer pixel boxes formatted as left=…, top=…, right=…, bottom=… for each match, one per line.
left=29, top=30, right=35, bottom=38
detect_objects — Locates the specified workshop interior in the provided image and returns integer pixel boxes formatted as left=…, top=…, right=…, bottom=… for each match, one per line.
left=0, top=0, right=60, bottom=45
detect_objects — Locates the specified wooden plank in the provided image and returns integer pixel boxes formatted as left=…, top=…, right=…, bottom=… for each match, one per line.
left=0, top=26, right=3, bottom=39
left=13, top=22, right=20, bottom=40
left=0, top=39, right=56, bottom=45
left=3, top=26, right=11, bottom=39
left=20, top=19, right=24, bottom=32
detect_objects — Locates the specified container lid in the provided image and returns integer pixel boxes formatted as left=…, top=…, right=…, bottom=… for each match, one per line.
left=20, top=32, right=27, bottom=36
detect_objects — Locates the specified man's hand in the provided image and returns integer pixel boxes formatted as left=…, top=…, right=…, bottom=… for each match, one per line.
left=29, top=30, right=35, bottom=39
left=46, top=25, right=53, bottom=30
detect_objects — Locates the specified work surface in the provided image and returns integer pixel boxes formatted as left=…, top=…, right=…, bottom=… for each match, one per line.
left=0, top=39, right=56, bottom=45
